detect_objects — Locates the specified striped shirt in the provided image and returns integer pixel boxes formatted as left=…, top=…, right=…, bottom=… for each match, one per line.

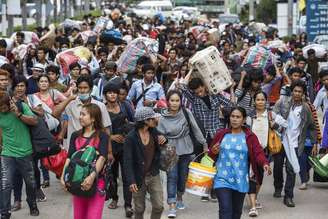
left=180, top=85, right=233, bottom=139
left=235, top=88, right=255, bottom=117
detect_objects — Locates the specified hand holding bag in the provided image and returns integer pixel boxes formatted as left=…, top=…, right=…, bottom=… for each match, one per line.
left=267, top=111, right=282, bottom=155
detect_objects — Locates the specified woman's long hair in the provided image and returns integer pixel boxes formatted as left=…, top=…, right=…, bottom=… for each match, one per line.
left=80, top=103, right=104, bottom=137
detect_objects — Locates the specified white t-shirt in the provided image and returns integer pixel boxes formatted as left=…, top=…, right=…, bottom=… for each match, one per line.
left=252, top=110, right=269, bottom=149
left=286, top=105, right=302, bottom=148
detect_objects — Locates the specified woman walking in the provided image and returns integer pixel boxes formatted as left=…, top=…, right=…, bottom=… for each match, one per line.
left=157, top=90, right=207, bottom=218
left=103, top=83, right=134, bottom=217
left=209, top=107, right=272, bottom=219
left=247, top=91, right=286, bottom=217
left=61, top=103, right=108, bottom=219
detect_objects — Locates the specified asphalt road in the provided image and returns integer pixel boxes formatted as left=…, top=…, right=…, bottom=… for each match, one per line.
left=11, top=168, right=328, bottom=219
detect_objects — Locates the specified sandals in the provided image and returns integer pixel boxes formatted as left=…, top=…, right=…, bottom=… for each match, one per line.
left=108, top=200, right=118, bottom=209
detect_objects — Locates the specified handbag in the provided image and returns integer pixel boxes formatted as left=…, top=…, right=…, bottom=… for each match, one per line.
left=44, top=111, right=60, bottom=131
left=104, top=162, right=117, bottom=201
left=267, top=111, right=282, bottom=155
left=159, top=143, right=178, bottom=172
left=28, top=93, right=60, bottom=131
left=42, top=148, right=68, bottom=178
left=182, top=108, right=205, bottom=156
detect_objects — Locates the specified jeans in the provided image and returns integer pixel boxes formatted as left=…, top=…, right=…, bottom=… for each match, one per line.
left=285, top=152, right=296, bottom=199
left=40, top=161, right=50, bottom=181
left=13, top=171, right=23, bottom=202
left=298, top=147, right=312, bottom=184
left=167, top=154, right=191, bottom=204
left=0, top=155, right=37, bottom=216
left=111, top=151, right=132, bottom=208
left=132, top=174, right=164, bottom=219
left=273, top=150, right=285, bottom=192
left=215, top=188, right=246, bottom=219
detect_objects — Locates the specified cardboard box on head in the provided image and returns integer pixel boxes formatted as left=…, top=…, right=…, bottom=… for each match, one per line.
left=189, top=46, right=233, bottom=94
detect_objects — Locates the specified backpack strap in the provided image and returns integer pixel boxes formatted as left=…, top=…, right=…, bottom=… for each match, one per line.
left=135, top=83, right=152, bottom=105
left=98, top=77, right=104, bottom=99
left=49, top=89, right=56, bottom=105
left=78, top=132, right=96, bottom=151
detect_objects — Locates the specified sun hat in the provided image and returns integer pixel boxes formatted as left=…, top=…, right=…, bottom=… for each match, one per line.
left=31, top=63, right=45, bottom=72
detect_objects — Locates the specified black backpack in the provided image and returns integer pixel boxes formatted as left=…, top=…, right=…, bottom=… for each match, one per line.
left=15, top=99, right=60, bottom=159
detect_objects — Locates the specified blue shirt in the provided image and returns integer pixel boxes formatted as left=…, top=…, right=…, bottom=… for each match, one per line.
left=214, top=132, right=249, bottom=193
left=127, top=79, right=165, bottom=108
left=26, top=77, right=39, bottom=95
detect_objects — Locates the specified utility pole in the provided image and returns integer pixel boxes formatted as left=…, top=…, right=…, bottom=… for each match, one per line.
left=42, top=0, right=46, bottom=27
left=224, top=0, right=229, bottom=13
left=249, top=0, right=254, bottom=21
left=36, top=0, right=42, bottom=27
left=54, top=0, right=58, bottom=23
left=1, top=0, right=7, bottom=36
left=7, top=0, right=13, bottom=36
left=22, top=0, right=27, bottom=30
left=85, top=0, right=90, bottom=14
left=64, top=0, right=68, bottom=19
left=287, top=0, right=293, bottom=36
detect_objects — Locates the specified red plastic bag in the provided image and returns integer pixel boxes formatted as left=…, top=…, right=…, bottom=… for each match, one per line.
left=42, top=149, right=68, bottom=178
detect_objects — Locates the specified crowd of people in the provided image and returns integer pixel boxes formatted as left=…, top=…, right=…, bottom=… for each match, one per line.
left=0, top=3, right=328, bottom=219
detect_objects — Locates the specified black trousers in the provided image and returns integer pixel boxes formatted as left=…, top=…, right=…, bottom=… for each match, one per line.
left=111, top=151, right=132, bottom=208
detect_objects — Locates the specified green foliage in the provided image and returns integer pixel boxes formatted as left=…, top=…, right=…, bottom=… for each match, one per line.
left=256, top=0, right=277, bottom=24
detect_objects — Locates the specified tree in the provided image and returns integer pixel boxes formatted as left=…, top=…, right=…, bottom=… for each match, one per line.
left=255, top=0, right=277, bottom=24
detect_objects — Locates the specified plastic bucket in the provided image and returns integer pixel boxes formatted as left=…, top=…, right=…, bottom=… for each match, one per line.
left=185, top=162, right=216, bottom=197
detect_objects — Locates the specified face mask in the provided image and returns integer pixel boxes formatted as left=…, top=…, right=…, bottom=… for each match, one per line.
left=78, top=93, right=90, bottom=101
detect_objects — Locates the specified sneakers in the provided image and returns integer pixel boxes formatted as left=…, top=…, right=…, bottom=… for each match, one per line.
left=200, top=196, right=209, bottom=202
left=176, top=201, right=185, bottom=210
left=299, top=183, right=307, bottom=190
left=168, top=208, right=177, bottom=218
left=249, top=207, right=258, bottom=217
left=36, top=188, right=47, bottom=202
left=11, top=201, right=22, bottom=212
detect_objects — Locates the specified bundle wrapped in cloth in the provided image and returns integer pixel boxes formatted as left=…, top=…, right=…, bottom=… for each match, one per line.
left=60, top=19, right=82, bottom=30
left=303, top=44, right=327, bottom=59
left=94, top=16, right=113, bottom=33
left=12, top=44, right=29, bottom=60
left=10, top=31, right=40, bottom=45
left=189, top=46, right=233, bottom=94
left=100, top=29, right=124, bottom=45
left=79, top=30, right=98, bottom=44
left=117, top=37, right=159, bottom=73
left=40, top=24, right=56, bottom=48
left=242, top=45, right=272, bottom=70
left=56, top=46, right=92, bottom=77
left=0, top=56, right=9, bottom=67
